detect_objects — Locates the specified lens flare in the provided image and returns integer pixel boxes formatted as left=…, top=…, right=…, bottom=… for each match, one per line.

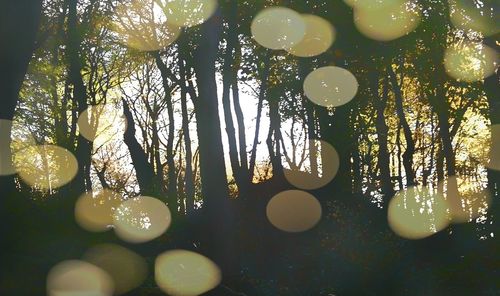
left=155, top=249, right=221, bottom=296
left=353, top=1, right=421, bottom=41
left=161, top=0, right=218, bottom=28
left=439, top=176, right=492, bottom=224
left=113, top=196, right=172, bottom=243
left=47, top=260, right=114, bottom=296
left=449, top=0, right=499, bottom=37
left=251, top=7, right=306, bottom=50
left=75, top=189, right=124, bottom=232
left=112, top=0, right=181, bottom=52
left=444, top=41, right=498, bottom=82
left=14, top=144, right=78, bottom=191
left=0, top=119, right=15, bottom=176
left=266, top=190, right=322, bottom=233
left=84, top=244, right=148, bottom=295
left=488, top=124, right=500, bottom=171
left=77, top=104, right=127, bottom=147
left=388, top=186, right=450, bottom=240
left=284, top=139, right=339, bottom=190
left=287, top=14, right=335, bottom=57
left=304, top=66, right=358, bottom=107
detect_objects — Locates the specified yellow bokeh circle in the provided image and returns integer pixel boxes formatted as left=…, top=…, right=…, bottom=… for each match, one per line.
left=444, top=41, right=498, bottom=82
left=155, top=249, right=221, bottom=296
left=84, top=244, right=148, bottom=295
left=287, top=14, right=335, bottom=57
left=162, top=0, right=218, bottom=28
left=353, top=1, right=421, bottom=41
left=388, top=186, right=451, bottom=240
left=47, top=260, right=114, bottom=296
left=113, top=196, right=172, bottom=243
left=251, top=7, right=306, bottom=50
left=266, top=190, right=322, bottom=233
left=304, top=66, right=359, bottom=107
left=77, top=104, right=127, bottom=147
left=284, top=139, right=340, bottom=190
left=14, top=144, right=78, bottom=191
left=75, top=189, right=124, bottom=232
left=112, top=0, right=181, bottom=51
left=439, top=176, right=492, bottom=224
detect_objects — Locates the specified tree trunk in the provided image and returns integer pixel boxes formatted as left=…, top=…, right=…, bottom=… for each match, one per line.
left=389, top=66, right=416, bottom=186
left=373, top=70, right=394, bottom=199
left=179, top=58, right=195, bottom=214
left=67, top=0, right=92, bottom=193
left=154, top=53, right=178, bottom=215
left=221, top=29, right=241, bottom=187
left=0, top=0, right=41, bottom=194
left=192, top=12, right=235, bottom=278
left=122, top=99, right=159, bottom=196
left=248, top=52, right=270, bottom=181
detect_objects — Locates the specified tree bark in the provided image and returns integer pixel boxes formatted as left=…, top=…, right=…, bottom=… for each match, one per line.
left=373, top=70, right=394, bottom=199
left=0, top=0, right=42, bottom=193
left=192, top=12, right=235, bottom=278
left=154, top=52, right=178, bottom=215
left=67, top=0, right=93, bottom=193
left=179, top=58, right=195, bottom=214
left=388, top=66, right=416, bottom=186
left=122, top=99, right=159, bottom=196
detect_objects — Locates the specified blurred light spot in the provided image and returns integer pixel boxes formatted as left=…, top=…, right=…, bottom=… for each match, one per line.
left=162, top=0, right=218, bottom=28
left=266, top=190, right=322, bottom=232
left=14, top=145, right=78, bottom=191
left=353, top=1, right=421, bottom=41
left=155, top=249, right=221, bottom=296
left=344, top=0, right=404, bottom=9
left=112, top=0, right=181, bottom=52
left=83, top=244, right=148, bottom=295
left=77, top=104, right=127, bottom=147
left=113, top=196, right=171, bottom=243
left=0, top=119, right=15, bottom=176
left=449, top=0, right=500, bottom=36
left=251, top=7, right=306, bottom=50
left=47, top=260, right=114, bottom=296
left=444, top=41, right=498, bottom=82
left=439, top=176, right=492, bottom=224
left=304, top=66, right=358, bottom=107
left=284, top=139, right=339, bottom=190
left=75, top=189, right=124, bottom=232
left=488, top=124, right=500, bottom=171
left=287, top=14, right=335, bottom=57
left=388, top=186, right=450, bottom=240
